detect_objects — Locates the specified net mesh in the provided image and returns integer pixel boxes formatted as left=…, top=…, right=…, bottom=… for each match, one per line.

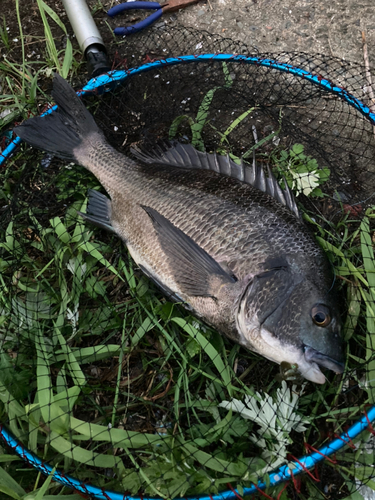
left=1, top=25, right=375, bottom=499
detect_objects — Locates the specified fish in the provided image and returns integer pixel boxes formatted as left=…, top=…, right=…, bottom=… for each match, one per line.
left=14, top=74, right=345, bottom=384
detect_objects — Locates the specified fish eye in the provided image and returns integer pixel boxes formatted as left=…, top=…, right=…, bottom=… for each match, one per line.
left=311, top=304, right=331, bottom=327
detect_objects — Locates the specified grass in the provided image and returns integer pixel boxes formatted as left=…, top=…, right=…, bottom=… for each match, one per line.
left=35, top=0, right=73, bottom=79
left=0, top=16, right=10, bottom=51
left=0, top=187, right=270, bottom=496
left=1, top=4, right=375, bottom=500
left=0, top=0, right=82, bottom=133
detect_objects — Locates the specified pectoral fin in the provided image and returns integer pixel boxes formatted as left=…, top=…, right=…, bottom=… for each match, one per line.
left=142, top=206, right=237, bottom=298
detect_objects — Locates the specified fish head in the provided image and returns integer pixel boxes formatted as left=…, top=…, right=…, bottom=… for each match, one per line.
left=236, top=261, right=344, bottom=384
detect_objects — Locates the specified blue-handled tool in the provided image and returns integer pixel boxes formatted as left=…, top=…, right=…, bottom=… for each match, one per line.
left=107, top=0, right=201, bottom=36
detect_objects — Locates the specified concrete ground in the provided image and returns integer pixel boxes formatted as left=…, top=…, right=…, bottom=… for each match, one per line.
left=175, top=0, right=375, bottom=64
left=90, top=0, right=375, bottom=68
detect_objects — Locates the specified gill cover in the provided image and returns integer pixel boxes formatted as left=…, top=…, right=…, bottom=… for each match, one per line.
left=237, top=257, right=299, bottom=332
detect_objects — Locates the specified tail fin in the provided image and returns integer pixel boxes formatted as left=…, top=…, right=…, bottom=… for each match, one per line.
left=14, top=74, right=102, bottom=162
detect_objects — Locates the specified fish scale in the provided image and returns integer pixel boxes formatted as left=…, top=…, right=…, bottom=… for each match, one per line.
left=15, top=74, right=345, bottom=384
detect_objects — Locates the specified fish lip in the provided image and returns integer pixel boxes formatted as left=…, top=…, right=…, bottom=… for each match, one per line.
left=304, top=345, right=345, bottom=374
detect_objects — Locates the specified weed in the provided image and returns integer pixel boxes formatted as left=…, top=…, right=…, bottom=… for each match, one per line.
left=0, top=16, right=10, bottom=51
left=0, top=1, right=80, bottom=134
left=91, top=1, right=105, bottom=16
left=272, top=143, right=330, bottom=197
left=35, top=0, right=73, bottom=79
left=169, top=62, right=233, bottom=151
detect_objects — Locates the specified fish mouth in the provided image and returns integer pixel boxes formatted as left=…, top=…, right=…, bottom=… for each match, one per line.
left=304, top=345, right=345, bottom=374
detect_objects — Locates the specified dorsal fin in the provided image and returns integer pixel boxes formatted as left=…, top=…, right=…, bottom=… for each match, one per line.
left=131, top=142, right=300, bottom=218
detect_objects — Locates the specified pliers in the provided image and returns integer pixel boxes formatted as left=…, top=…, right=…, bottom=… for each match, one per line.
left=107, top=0, right=201, bottom=36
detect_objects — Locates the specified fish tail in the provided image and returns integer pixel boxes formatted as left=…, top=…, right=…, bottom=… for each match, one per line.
left=14, top=74, right=103, bottom=164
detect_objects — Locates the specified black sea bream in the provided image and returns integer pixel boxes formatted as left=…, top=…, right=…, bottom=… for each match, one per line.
left=15, top=74, right=345, bottom=383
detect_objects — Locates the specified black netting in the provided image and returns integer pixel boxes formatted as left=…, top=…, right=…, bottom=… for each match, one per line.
left=1, top=25, right=375, bottom=500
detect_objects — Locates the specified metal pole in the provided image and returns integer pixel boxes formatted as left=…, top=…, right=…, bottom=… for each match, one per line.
left=62, top=0, right=110, bottom=78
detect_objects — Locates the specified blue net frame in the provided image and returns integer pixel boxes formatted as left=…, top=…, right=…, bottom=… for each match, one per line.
left=1, top=53, right=375, bottom=499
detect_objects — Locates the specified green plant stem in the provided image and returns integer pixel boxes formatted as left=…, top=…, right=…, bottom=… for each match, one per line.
left=15, top=0, right=25, bottom=98
left=111, top=312, right=128, bottom=428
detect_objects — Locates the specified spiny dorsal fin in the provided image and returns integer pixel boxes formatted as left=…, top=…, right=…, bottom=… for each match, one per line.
left=131, top=142, right=300, bottom=218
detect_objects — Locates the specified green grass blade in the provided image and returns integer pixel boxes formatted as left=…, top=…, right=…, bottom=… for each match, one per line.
left=316, top=236, right=369, bottom=287
left=343, top=281, right=362, bottom=341
left=191, top=86, right=221, bottom=151
left=222, top=62, right=233, bottom=88
left=169, top=114, right=194, bottom=140
left=0, top=466, right=26, bottom=498
left=54, top=344, right=125, bottom=364
left=242, top=130, right=279, bottom=159
left=131, top=316, right=154, bottom=347
left=28, top=401, right=41, bottom=453
left=40, top=1, right=68, bottom=32
left=360, top=216, right=375, bottom=288
left=361, top=288, right=375, bottom=403
left=180, top=442, right=246, bottom=476
left=190, top=62, right=234, bottom=150
left=35, top=328, right=57, bottom=428
left=0, top=486, right=21, bottom=500
left=36, top=0, right=75, bottom=77
left=36, top=0, right=61, bottom=72
left=33, top=467, right=57, bottom=500
left=50, top=217, right=70, bottom=245
left=80, top=241, right=125, bottom=280
left=0, top=456, right=21, bottom=463
left=172, top=318, right=232, bottom=397
left=220, top=107, right=255, bottom=145
left=62, top=38, right=73, bottom=79
left=54, top=308, right=87, bottom=387
left=70, top=415, right=167, bottom=448
left=111, top=316, right=128, bottom=428
left=48, top=431, right=125, bottom=471
left=15, top=0, right=25, bottom=98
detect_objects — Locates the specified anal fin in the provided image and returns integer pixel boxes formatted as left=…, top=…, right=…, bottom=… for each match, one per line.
left=138, top=264, right=188, bottom=306
left=78, top=189, right=114, bottom=232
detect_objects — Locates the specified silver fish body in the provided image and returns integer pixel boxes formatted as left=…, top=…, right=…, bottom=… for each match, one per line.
left=15, top=75, right=344, bottom=383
